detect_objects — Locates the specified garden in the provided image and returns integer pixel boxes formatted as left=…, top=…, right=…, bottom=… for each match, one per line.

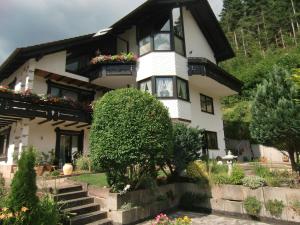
left=0, top=77, right=299, bottom=224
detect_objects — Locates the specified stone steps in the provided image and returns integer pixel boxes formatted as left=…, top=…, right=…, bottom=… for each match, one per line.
left=54, top=185, right=112, bottom=225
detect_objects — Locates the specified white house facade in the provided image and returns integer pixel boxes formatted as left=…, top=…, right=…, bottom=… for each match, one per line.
left=0, top=0, right=242, bottom=177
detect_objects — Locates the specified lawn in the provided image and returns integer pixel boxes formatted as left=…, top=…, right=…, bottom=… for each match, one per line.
left=71, top=173, right=108, bottom=187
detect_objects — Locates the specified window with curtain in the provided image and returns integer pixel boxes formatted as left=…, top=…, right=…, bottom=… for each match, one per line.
left=205, top=131, right=218, bottom=149
left=139, top=79, right=152, bottom=94
left=177, top=78, right=189, bottom=100
left=0, top=128, right=10, bottom=159
left=155, top=77, right=174, bottom=97
left=200, top=94, right=214, bottom=114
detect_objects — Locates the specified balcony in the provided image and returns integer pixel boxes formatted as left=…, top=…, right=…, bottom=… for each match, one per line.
left=0, top=88, right=92, bottom=126
left=88, top=53, right=138, bottom=89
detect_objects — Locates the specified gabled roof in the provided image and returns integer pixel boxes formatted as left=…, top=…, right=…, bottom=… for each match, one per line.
left=0, top=0, right=234, bottom=81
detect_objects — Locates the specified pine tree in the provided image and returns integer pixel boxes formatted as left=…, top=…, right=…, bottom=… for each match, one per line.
left=7, top=147, right=39, bottom=213
left=250, top=67, right=300, bottom=171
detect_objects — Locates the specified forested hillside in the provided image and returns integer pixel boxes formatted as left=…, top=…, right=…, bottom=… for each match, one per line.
left=219, top=0, right=300, bottom=140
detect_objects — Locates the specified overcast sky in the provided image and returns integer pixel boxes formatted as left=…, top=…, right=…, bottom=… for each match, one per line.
left=0, top=0, right=223, bottom=64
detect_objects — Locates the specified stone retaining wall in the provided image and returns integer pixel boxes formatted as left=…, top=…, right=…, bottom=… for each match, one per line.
left=83, top=182, right=300, bottom=225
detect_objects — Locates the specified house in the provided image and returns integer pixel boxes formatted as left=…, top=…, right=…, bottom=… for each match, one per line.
left=0, top=0, right=242, bottom=177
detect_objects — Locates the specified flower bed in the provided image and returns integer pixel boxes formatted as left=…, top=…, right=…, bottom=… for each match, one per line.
left=90, top=52, right=138, bottom=65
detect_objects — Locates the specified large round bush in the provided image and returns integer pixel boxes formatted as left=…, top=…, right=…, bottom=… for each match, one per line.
left=90, top=88, right=173, bottom=191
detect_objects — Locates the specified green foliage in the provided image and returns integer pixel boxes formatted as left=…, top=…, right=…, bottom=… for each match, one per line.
left=0, top=173, right=7, bottom=208
left=75, top=155, right=91, bottom=171
left=7, top=147, right=39, bottom=212
left=171, top=123, right=205, bottom=175
left=244, top=196, right=262, bottom=216
left=38, top=195, right=62, bottom=225
left=186, top=161, right=209, bottom=187
left=210, top=161, right=228, bottom=174
left=186, top=161, right=208, bottom=180
left=250, top=67, right=300, bottom=171
left=291, top=200, right=300, bottom=215
left=90, top=88, right=173, bottom=191
left=211, top=165, right=245, bottom=185
left=179, top=192, right=207, bottom=210
left=70, top=173, right=108, bottom=188
left=242, top=176, right=265, bottom=189
left=265, top=199, right=284, bottom=217
left=253, top=163, right=271, bottom=178
left=230, top=165, right=245, bottom=185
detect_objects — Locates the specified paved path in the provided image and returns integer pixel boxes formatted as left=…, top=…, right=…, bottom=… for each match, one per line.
left=139, top=211, right=271, bottom=225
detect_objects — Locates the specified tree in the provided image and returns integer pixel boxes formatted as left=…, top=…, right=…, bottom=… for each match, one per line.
left=250, top=67, right=300, bottom=171
left=6, top=147, right=39, bottom=224
left=166, top=123, right=205, bottom=178
left=90, top=88, right=173, bottom=191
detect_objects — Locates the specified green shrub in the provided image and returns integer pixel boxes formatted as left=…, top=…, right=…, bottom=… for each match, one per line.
left=211, top=173, right=230, bottom=185
left=265, top=199, right=284, bottom=217
left=170, top=123, right=205, bottom=176
left=265, top=176, right=281, bottom=187
left=5, top=147, right=39, bottom=225
left=90, top=88, right=173, bottom=191
left=76, top=155, right=91, bottom=171
left=244, top=196, right=262, bottom=216
left=186, top=161, right=208, bottom=180
left=186, top=161, right=209, bottom=187
left=291, top=200, right=300, bottom=215
left=7, top=147, right=39, bottom=211
left=253, top=163, right=271, bottom=178
left=38, top=195, right=62, bottom=225
left=242, top=176, right=265, bottom=189
left=229, top=165, right=245, bottom=185
left=211, top=165, right=244, bottom=185
left=180, top=192, right=208, bottom=210
left=210, top=161, right=228, bottom=174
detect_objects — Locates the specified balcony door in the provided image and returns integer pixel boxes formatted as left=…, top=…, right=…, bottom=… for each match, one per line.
left=55, top=128, right=83, bottom=168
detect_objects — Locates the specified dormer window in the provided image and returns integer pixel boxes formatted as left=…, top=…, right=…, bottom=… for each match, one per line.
left=138, top=7, right=185, bottom=56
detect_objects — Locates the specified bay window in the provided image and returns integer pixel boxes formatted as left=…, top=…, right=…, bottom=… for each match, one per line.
left=139, top=76, right=189, bottom=101
left=137, top=7, right=185, bottom=56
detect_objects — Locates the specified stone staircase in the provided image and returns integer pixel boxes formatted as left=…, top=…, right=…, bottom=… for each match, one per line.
left=54, top=185, right=112, bottom=225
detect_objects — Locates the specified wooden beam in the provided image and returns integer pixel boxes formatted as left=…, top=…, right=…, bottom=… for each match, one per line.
left=0, top=116, right=21, bottom=121
left=65, top=121, right=79, bottom=127
left=76, top=123, right=89, bottom=128
left=52, top=120, right=66, bottom=126
left=44, top=73, right=52, bottom=79
left=38, top=119, right=51, bottom=125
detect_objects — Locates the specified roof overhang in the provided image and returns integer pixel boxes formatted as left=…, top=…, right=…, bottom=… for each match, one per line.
left=188, top=57, right=243, bottom=93
left=0, top=0, right=234, bottom=81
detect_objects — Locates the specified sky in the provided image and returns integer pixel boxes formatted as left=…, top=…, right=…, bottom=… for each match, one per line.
left=0, top=0, right=223, bottom=64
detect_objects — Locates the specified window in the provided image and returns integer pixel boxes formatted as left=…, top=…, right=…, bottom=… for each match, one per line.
left=47, top=81, right=94, bottom=105
left=172, top=7, right=185, bottom=55
left=177, top=78, right=189, bottom=101
left=154, top=33, right=171, bottom=51
left=139, top=36, right=152, bottom=55
left=139, top=76, right=189, bottom=101
left=66, top=53, right=90, bottom=75
left=200, top=94, right=214, bottom=114
left=155, top=77, right=174, bottom=97
left=205, top=131, right=218, bottom=149
left=0, top=128, right=10, bottom=160
left=137, top=7, right=185, bottom=56
left=139, top=79, right=152, bottom=94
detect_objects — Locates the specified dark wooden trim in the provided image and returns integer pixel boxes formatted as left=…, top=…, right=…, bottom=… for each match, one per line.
left=38, top=119, right=51, bottom=125
left=52, top=121, right=66, bottom=126
left=65, top=121, right=79, bottom=127
left=188, top=58, right=243, bottom=93
left=172, top=118, right=191, bottom=123
left=76, top=124, right=89, bottom=128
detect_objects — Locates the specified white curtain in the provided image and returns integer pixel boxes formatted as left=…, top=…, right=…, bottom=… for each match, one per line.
left=156, top=78, right=173, bottom=97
